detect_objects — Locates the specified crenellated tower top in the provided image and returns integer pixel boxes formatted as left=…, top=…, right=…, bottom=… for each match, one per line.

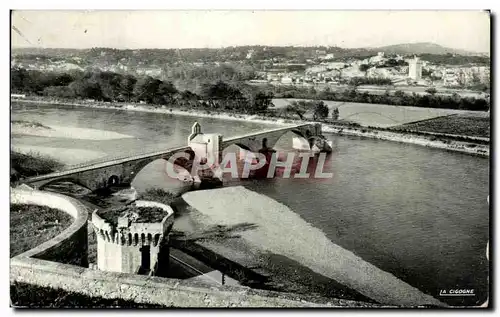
left=92, top=200, right=174, bottom=247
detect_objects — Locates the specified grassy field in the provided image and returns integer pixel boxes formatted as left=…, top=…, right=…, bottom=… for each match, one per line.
left=10, top=204, right=73, bottom=257
left=272, top=98, right=483, bottom=128
left=391, top=114, right=490, bottom=138
left=11, top=151, right=63, bottom=181
left=10, top=282, right=169, bottom=308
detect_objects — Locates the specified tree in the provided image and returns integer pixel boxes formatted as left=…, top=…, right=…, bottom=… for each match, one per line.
left=94, top=71, right=122, bottom=101
left=120, top=75, right=137, bottom=102
left=11, top=67, right=28, bottom=93
left=248, top=91, right=274, bottom=114
left=202, top=81, right=241, bottom=100
left=359, top=64, right=370, bottom=74
left=69, top=79, right=103, bottom=100
left=312, top=101, right=329, bottom=120
left=332, top=108, right=340, bottom=121
left=425, top=87, right=437, bottom=95
left=43, top=86, right=76, bottom=98
left=394, top=90, right=405, bottom=98
left=133, top=76, right=165, bottom=104
left=157, top=81, right=178, bottom=104
left=286, top=101, right=308, bottom=120
left=201, top=80, right=245, bottom=110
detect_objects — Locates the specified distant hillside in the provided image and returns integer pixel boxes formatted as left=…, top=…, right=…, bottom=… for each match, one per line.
left=11, top=43, right=489, bottom=67
left=372, top=42, right=485, bottom=56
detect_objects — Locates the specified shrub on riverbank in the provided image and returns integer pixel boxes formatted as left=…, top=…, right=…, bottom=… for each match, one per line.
left=138, top=188, right=177, bottom=206
left=11, top=151, right=63, bottom=181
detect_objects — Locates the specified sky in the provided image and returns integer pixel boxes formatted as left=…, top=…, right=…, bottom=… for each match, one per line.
left=11, top=10, right=491, bottom=53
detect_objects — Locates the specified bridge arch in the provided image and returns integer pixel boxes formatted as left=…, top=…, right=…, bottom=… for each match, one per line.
left=221, top=128, right=320, bottom=158
left=270, top=130, right=315, bottom=152
left=107, top=175, right=120, bottom=187
left=231, top=143, right=253, bottom=152
left=221, top=129, right=299, bottom=152
left=35, top=177, right=94, bottom=192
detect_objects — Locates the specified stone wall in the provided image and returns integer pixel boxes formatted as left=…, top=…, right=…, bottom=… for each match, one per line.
left=10, top=188, right=89, bottom=267
left=10, top=256, right=369, bottom=307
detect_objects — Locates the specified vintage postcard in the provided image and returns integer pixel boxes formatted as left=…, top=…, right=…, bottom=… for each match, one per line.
left=10, top=10, right=490, bottom=308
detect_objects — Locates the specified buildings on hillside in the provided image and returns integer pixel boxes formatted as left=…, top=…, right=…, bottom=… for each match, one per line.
left=369, top=52, right=386, bottom=64
left=408, top=56, right=423, bottom=81
left=11, top=49, right=490, bottom=91
left=439, top=66, right=490, bottom=87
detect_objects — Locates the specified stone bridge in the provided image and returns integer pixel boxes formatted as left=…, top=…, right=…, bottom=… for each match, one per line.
left=21, top=122, right=332, bottom=192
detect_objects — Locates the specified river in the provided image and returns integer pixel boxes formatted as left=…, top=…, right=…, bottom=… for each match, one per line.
left=11, top=102, right=490, bottom=306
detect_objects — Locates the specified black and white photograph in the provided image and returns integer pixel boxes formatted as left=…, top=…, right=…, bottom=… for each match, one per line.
left=8, top=9, right=491, bottom=309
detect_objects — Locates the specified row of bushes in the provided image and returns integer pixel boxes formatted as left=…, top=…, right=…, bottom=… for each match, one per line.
left=271, top=86, right=489, bottom=111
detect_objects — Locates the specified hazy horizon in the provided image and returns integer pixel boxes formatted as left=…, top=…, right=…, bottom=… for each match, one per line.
left=11, top=11, right=490, bottom=53
left=10, top=41, right=490, bottom=54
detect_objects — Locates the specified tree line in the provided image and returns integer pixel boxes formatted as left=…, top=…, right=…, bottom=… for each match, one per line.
left=11, top=67, right=489, bottom=113
left=419, top=53, right=489, bottom=66
left=271, top=85, right=489, bottom=111
left=10, top=67, right=274, bottom=114
left=346, top=76, right=393, bottom=86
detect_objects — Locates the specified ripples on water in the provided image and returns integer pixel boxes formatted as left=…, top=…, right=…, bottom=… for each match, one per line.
left=11, top=103, right=489, bottom=306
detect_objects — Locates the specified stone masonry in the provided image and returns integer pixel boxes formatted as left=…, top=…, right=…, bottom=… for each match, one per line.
left=91, top=200, right=175, bottom=276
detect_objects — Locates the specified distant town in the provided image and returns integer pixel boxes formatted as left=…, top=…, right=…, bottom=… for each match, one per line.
left=11, top=43, right=490, bottom=99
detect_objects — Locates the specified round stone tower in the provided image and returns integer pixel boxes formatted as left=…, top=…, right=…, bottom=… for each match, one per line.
left=91, top=200, right=174, bottom=276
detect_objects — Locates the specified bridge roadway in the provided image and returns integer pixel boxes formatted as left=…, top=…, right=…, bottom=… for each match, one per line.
left=19, top=123, right=326, bottom=191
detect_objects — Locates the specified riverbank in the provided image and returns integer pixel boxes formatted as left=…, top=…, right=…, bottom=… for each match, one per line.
left=12, top=98, right=489, bottom=157
left=12, top=145, right=108, bottom=166
left=11, top=121, right=134, bottom=141
left=175, top=186, right=447, bottom=307
left=322, top=125, right=489, bottom=157
left=11, top=150, right=64, bottom=182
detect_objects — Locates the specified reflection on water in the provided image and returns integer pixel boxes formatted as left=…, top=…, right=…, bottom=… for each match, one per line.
left=11, top=102, right=489, bottom=306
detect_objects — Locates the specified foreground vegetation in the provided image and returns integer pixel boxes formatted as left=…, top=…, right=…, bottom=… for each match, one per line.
left=10, top=204, right=73, bottom=257
left=11, top=282, right=169, bottom=308
left=11, top=151, right=63, bottom=182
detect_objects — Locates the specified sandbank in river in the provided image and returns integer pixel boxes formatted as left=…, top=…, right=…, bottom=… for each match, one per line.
left=178, top=186, right=447, bottom=307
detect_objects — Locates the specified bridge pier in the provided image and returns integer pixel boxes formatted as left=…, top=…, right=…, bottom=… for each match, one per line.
left=187, top=122, right=224, bottom=184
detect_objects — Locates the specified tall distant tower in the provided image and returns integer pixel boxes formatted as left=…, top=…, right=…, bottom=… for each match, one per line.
left=408, top=56, right=423, bottom=81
